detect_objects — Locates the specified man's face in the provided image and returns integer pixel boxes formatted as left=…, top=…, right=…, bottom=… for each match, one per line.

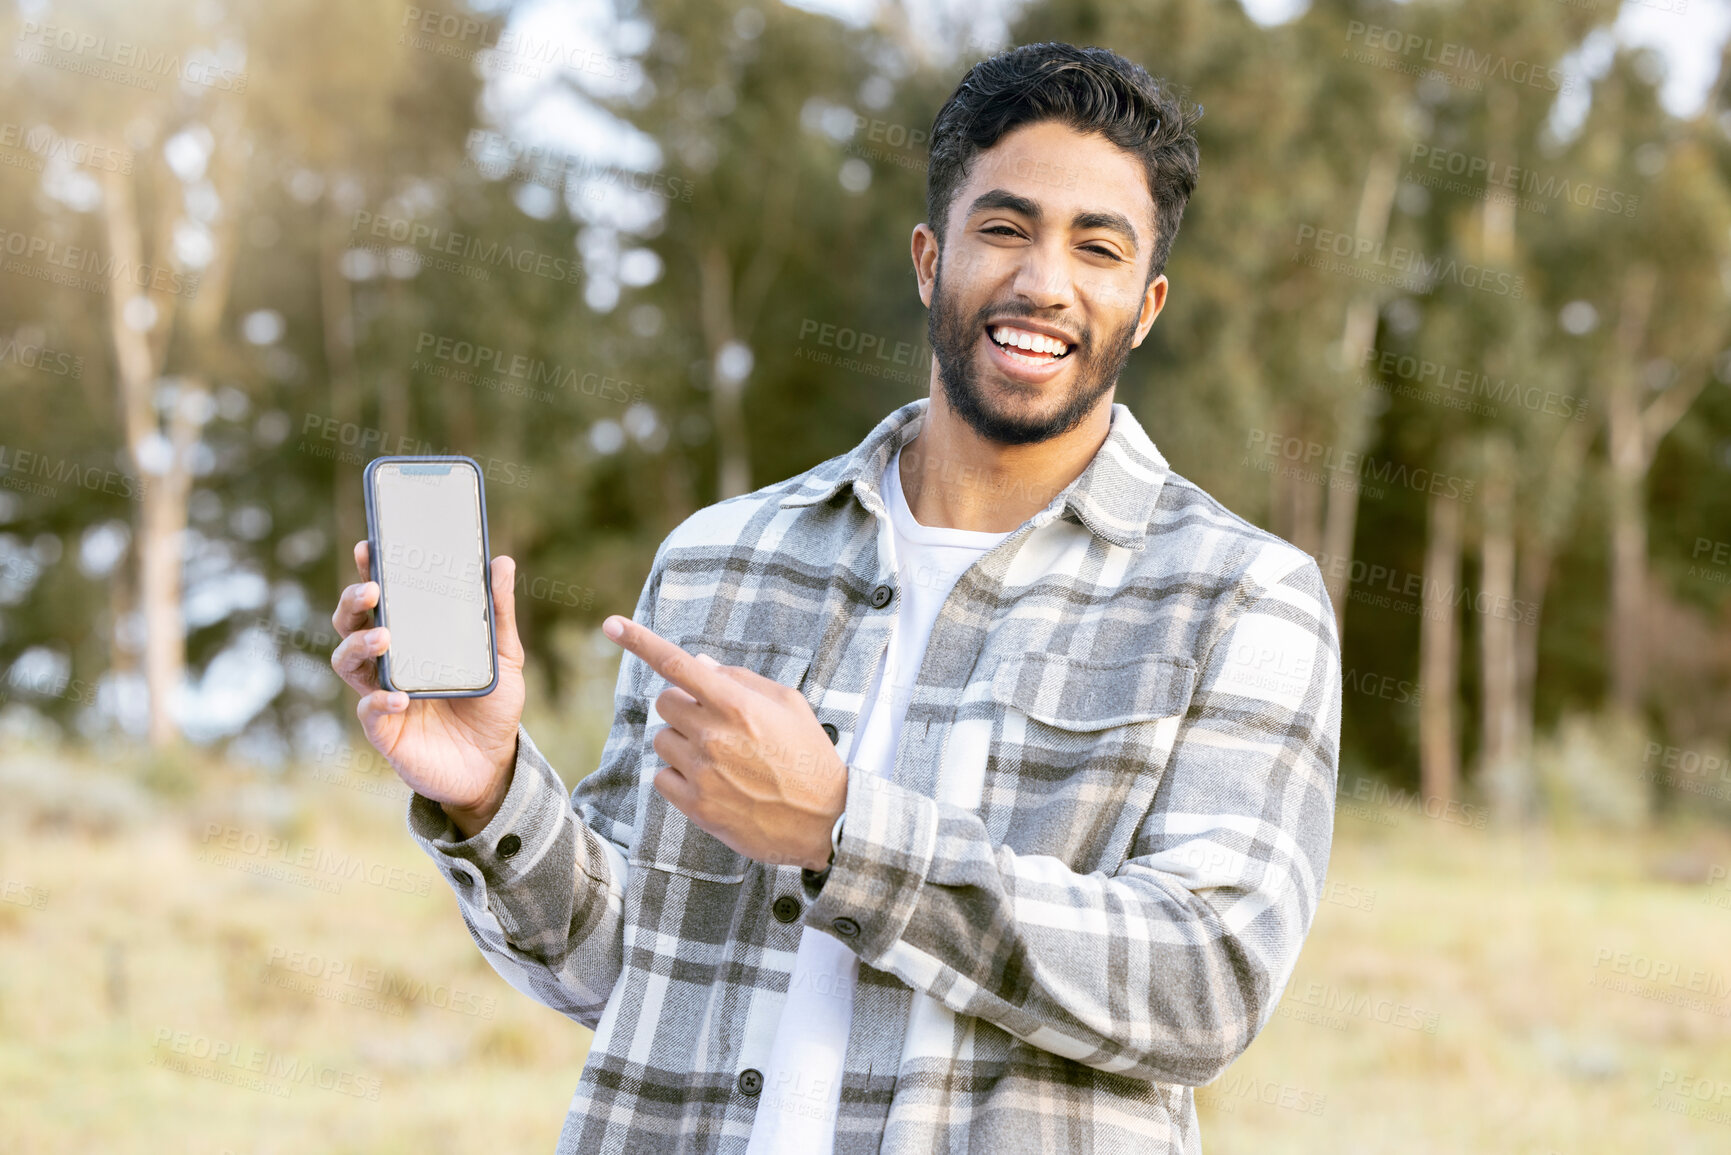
left=918, top=119, right=1167, bottom=446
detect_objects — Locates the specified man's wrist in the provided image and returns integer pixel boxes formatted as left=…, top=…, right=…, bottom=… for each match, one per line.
left=441, top=742, right=519, bottom=839
left=802, top=810, right=844, bottom=889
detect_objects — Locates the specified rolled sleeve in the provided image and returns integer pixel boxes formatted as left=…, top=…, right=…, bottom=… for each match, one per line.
left=802, top=769, right=940, bottom=962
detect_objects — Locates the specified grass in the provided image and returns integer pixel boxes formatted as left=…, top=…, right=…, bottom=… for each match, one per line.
left=1194, top=806, right=1731, bottom=1154
left=4, top=733, right=1731, bottom=1153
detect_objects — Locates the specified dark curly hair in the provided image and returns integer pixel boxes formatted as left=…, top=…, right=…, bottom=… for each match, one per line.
left=926, top=42, right=1201, bottom=283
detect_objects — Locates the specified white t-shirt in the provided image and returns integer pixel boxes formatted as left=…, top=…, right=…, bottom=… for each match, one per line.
left=744, top=446, right=1012, bottom=1154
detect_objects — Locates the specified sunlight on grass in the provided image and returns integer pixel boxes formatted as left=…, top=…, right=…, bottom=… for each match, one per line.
left=4, top=741, right=1731, bottom=1153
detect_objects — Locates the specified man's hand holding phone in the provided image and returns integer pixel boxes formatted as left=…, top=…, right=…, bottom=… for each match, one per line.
left=330, top=540, right=526, bottom=838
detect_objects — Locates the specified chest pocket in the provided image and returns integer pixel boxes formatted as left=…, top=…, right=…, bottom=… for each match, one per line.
left=628, top=634, right=815, bottom=883
left=984, top=650, right=1198, bottom=869
left=990, top=650, right=1197, bottom=731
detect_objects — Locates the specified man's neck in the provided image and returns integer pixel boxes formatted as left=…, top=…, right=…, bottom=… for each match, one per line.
left=897, top=384, right=1114, bottom=533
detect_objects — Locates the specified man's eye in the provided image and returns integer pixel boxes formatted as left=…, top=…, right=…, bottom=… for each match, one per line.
left=983, top=226, right=1022, bottom=238
left=1083, top=245, right=1122, bottom=260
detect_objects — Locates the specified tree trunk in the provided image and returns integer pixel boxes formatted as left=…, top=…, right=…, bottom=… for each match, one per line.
left=1479, top=437, right=1522, bottom=823
left=1511, top=398, right=1598, bottom=768
left=1512, top=539, right=1551, bottom=762
left=1419, top=485, right=1461, bottom=807
left=1605, top=266, right=1657, bottom=714
left=1319, top=150, right=1399, bottom=636
left=100, top=164, right=188, bottom=749
left=699, top=244, right=751, bottom=499
left=1270, top=407, right=1323, bottom=556
left=321, top=201, right=366, bottom=588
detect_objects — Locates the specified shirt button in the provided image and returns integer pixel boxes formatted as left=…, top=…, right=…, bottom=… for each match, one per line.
left=772, top=895, right=802, bottom=923
left=737, top=1068, right=763, bottom=1096
left=497, top=833, right=522, bottom=859
left=451, top=868, right=473, bottom=887
left=821, top=722, right=839, bottom=744
left=869, top=584, right=894, bottom=609
left=832, top=917, right=860, bottom=938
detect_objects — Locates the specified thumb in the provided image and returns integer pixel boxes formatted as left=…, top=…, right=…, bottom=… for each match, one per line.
left=491, top=555, right=525, bottom=667
left=357, top=689, right=409, bottom=754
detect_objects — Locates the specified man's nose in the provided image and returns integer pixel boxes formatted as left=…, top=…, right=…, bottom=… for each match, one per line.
left=1010, top=241, right=1077, bottom=309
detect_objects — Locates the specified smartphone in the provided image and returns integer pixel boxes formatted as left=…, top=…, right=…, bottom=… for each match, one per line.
left=362, top=455, right=499, bottom=697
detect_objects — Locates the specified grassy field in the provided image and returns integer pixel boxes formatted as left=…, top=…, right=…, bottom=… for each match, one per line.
left=4, top=731, right=1731, bottom=1154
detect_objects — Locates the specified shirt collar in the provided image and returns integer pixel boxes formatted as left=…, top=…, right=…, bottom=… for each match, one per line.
left=777, top=397, right=1171, bottom=550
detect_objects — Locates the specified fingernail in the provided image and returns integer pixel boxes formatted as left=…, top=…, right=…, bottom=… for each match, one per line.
left=602, top=616, right=624, bottom=640
left=696, top=653, right=719, bottom=667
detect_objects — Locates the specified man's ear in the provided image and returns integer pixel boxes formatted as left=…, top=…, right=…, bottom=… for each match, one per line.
left=1131, top=272, right=1168, bottom=349
left=912, top=223, right=939, bottom=308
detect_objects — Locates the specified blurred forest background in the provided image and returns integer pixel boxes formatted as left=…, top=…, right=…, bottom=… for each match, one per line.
left=4, top=0, right=1731, bottom=819
left=6, top=0, right=1731, bottom=1151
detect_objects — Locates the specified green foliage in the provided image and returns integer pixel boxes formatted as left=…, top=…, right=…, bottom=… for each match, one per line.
left=0, top=0, right=1727, bottom=799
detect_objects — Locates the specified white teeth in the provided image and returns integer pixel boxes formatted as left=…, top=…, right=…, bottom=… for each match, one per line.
left=990, top=325, right=1069, bottom=357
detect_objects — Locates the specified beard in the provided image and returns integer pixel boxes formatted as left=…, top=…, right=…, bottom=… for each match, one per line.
left=926, top=257, right=1140, bottom=446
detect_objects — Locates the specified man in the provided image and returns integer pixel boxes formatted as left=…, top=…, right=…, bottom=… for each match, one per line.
left=331, top=42, right=1340, bottom=1154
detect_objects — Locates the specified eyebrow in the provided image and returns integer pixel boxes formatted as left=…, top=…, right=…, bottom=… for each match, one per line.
left=965, top=188, right=1141, bottom=256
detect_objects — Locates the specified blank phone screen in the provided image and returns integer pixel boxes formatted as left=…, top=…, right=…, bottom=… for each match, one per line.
left=371, top=461, right=494, bottom=693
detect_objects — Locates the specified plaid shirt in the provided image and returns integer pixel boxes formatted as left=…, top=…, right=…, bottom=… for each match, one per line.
left=406, top=397, right=1342, bottom=1154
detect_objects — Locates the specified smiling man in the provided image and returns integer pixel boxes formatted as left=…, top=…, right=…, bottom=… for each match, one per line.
left=332, top=42, right=1340, bottom=1155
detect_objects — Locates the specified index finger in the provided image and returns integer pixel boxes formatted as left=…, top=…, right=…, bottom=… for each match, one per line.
left=602, top=616, right=738, bottom=706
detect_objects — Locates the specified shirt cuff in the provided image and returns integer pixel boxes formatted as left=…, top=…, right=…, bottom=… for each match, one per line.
left=801, top=769, right=940, bottom=963
left=404, top=724, right=572, bottom=941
